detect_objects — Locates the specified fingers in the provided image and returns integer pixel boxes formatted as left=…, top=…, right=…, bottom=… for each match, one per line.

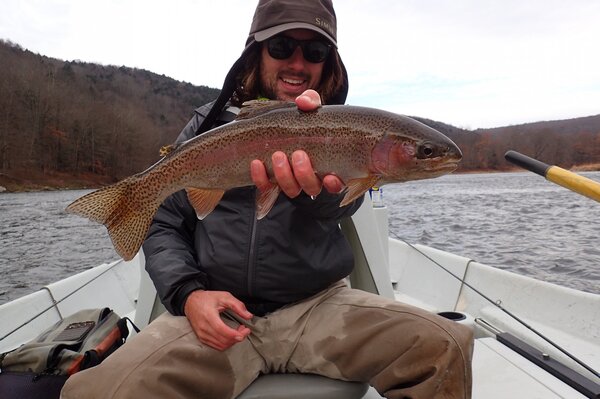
left=227, top=299, right=253, bottom=320
left=322, top=174, right=345, bottom=194
left=272, top=151, right=322, bottom=197
left=291, top=151, right=322, bottom=196
left=252, top=150, right=342, bottom=198
left=271, top=152, right=301, bottom=197
left=252, top=89, right=325, bottom=198
left=184, top=290, right=253, bottom=351
left=295, top=89, right=322, bottom=111
left=204, top=309, right=251, bottom=350
left=250, top=159, right=272, bottom=192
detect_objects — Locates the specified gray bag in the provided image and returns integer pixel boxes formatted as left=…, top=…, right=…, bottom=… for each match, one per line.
left=0, top=308, right=136, bottom=398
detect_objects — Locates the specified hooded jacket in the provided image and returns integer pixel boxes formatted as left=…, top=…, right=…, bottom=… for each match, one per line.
left=143, top=3, right=361, bottom=317
left=142, top=99, right=363, bottom=316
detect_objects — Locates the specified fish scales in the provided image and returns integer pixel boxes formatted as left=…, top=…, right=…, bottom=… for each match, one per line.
left=67, top=101, right=462, bottom=260
left=158, top=106, right=387, bottom=187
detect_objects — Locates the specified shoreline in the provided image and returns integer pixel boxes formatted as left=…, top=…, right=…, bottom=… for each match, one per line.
left=1, top=165, right=599, bottom=193
left=0, top=171, right=117, bottom=193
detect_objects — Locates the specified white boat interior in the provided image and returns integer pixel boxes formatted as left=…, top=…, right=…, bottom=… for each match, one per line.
left=1, top=196, right=599, bottom=398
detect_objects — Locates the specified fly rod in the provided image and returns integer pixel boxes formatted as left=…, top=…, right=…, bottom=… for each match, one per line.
left=505, top=150, right=600, bottom=203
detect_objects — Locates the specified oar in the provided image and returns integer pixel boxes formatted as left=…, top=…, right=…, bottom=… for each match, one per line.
left=505, top=150, right=600, bottom=203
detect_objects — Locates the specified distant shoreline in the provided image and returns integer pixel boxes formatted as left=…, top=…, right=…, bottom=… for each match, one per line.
left=0, top=171, right=116, bottom=193
left=2, top=165, right=599, bottom=193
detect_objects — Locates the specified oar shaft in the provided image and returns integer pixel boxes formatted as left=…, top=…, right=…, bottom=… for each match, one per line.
left=505, top=150, right=600, bottom=203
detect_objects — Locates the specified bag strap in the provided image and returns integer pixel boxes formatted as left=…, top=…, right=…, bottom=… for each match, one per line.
left=194, top=47, right=253, bottom=136
left=72, top=317, right=141, bottom=373
left=120, top=317, right=140, bottom=334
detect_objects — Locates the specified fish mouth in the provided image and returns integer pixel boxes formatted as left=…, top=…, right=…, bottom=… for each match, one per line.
left=427, top=155, right=462, bottom=172
left=439, top=155, right=462, bottom=169
left=383, top=156, right=461, bottom=183
left=429, top=146, right=463, bottom=173
left=422, top=161, right=460, bottom=176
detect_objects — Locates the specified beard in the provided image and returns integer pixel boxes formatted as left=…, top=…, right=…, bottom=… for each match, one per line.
left=259, top=69, right=312, bottom=102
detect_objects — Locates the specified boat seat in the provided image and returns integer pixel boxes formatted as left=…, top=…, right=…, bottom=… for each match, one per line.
left=236, top=373, right=369, bottom=399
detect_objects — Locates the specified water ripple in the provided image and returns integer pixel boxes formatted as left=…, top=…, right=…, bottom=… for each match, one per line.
left=1, top=172, right=599, bottom=304
left=0, top=189, right=117, bottom=304
left=386, top=172, right=600, bottom=295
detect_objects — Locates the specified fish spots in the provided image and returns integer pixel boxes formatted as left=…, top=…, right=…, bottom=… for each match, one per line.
left=67, top=104, right=459, bottom=260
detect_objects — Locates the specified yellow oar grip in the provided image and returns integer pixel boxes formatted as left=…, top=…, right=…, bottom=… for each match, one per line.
left=546, top=166, right=600, bottom=203
left=505, top=150, right=600, bottom=203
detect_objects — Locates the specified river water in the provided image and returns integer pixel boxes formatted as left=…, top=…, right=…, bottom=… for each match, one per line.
left=1, top=172, right=599, bottom=305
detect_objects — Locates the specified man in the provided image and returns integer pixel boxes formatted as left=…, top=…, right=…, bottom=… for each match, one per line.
left=61, top=1, right=473, bottom=398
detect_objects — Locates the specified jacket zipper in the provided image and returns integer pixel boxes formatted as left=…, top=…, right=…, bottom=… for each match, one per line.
left=246, top=207, right=259, bottom=298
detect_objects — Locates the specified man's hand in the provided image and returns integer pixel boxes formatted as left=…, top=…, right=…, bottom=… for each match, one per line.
left=184, top=290, right=253, bottom=351
left=250, top=89, right=345, bottom=198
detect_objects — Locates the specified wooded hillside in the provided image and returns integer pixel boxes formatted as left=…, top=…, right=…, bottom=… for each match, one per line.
left=0, top=40, right=219, bottom=189
left=0, top=39, right=598, bottom=191
left=420, top=116, right=600, bottom=171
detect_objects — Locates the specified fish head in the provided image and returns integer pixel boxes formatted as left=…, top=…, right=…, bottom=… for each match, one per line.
left=371, top=116, right=462, bottom=184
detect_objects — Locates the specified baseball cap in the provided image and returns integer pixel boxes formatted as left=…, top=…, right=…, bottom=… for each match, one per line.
left=247, top=0, right=337, bottom=47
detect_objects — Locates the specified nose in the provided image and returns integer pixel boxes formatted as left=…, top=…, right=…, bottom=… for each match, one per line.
left=286, top=46, right=306, bottom=70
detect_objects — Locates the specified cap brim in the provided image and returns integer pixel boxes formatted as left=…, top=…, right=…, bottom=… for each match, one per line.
left=253, top=22, right=337, bottom=47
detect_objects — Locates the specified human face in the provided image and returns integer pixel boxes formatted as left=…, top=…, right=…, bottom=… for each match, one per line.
left=259, top=29, right=326, bottom=102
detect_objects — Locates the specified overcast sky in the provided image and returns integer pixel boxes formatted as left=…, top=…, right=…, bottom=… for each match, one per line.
left=2, top=0, right=599, bottom=129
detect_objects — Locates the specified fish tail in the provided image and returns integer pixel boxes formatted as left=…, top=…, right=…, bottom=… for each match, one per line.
left=66, top=177, right=157, bottom=261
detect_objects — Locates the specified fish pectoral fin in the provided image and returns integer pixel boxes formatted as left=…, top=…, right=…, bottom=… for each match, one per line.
left=186, top=188, right=225, bottom=220
left=341, top=176, right=381, bottom=207
left=255, top=184, right=281, bottom=220
left=237, top=100, right=296, bottom=120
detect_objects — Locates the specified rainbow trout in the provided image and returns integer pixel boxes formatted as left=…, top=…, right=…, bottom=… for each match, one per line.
left=67, top=101, right=462, bottom=260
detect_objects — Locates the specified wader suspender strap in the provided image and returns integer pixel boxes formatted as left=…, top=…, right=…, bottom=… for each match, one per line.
left=194, top=52, right=249, bottom=137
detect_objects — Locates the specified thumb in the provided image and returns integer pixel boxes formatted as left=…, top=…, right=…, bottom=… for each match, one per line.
left=295, top=89, right=322, bottom=111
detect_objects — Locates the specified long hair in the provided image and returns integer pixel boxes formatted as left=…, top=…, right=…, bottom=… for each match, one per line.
left=231, top=43, right=345, bottom=106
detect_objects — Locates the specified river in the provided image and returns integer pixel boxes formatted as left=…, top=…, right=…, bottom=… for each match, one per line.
left=1, top=172, right=599, bottom=305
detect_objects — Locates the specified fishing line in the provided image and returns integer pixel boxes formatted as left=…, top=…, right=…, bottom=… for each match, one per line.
left=388, top=229, right=600, bottom=379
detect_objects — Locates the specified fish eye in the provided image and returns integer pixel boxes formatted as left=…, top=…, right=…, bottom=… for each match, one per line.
left=417, top=142, right=436, bottom=159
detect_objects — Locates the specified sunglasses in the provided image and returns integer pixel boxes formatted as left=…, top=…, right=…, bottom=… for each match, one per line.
left=266, top=36, right=332, bottom=63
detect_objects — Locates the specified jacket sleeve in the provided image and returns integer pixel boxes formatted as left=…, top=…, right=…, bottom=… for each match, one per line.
left=290, top=189, right=364, bottom=220
left=142, top=191, right=206, bottom=315
left=141, top=105, right=213, bottom=315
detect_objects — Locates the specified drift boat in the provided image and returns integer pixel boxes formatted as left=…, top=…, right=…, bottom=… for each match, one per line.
left=1, top=192, right=598, bottom=398
left=0, top=152, right=599, bottom=398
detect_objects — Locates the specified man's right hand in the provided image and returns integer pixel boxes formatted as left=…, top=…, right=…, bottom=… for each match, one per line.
left=250, top=89, right=346, bottom=198
left=183, top=290, right=253, bottom=351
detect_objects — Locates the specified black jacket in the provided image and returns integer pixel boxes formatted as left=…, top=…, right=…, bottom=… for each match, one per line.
left=142, top=102, right=363, bottom=316
left=143, top=37, right=357, bottom=316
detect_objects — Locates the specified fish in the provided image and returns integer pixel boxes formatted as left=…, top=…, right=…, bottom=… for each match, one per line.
left=66, top=100, right=462, bottom=260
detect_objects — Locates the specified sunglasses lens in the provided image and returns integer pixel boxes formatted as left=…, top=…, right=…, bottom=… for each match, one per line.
left=303, top=41, right=330, bottom=63
left=267, top=37, right=295, bottom=60
left=267, top=36, right=331, bottom=63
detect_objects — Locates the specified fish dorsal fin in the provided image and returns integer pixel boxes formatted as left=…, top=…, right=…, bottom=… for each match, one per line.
left=255, top=183, right=281, bottom=220
left=340, top=176, right=381, bottom=207
left=186, top=188, right=225, bottom=220
left=237, top=100, right=296, bottom=120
